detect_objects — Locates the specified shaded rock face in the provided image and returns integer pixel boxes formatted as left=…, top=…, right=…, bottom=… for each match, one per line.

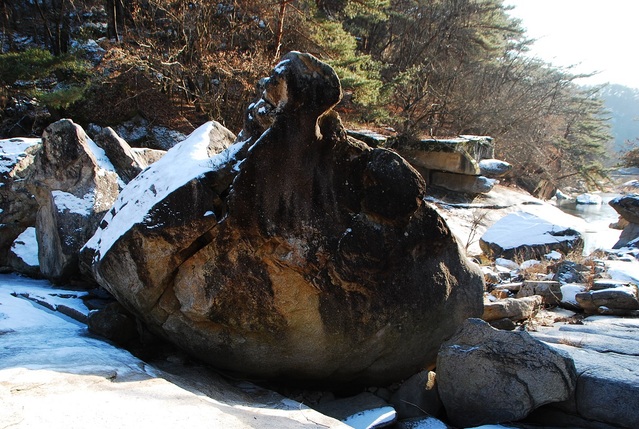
left=29, top=119, right=120, bottom=283
left=437, top=318, right=577, bottom=428
left=87, top=52, right=484, bottom=386
left=92, top=127, right=148, bottom=183
left=609, top=194, right=639, bottom=248
left=0, top=138, right=39, bottom=268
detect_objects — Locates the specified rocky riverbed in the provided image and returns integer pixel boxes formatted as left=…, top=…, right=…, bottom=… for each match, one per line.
left=2, top=52, right=639, bottom=429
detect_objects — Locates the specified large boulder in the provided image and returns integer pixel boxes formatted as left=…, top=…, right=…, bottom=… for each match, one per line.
left=436, top=318, right=577, bottom=428
left=0, top=137, right=40, bottom=268
left=480, top=211, right=583, bottom=260
left=28, top=119, right=121, bottom=283
left=85, top=52, right=484, bottom=386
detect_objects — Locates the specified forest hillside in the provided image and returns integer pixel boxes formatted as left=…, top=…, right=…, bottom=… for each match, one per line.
left=0, top=0, right=614, bottom=193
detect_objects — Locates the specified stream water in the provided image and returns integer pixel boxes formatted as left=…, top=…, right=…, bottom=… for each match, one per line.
left=555, top=193, right=622, bottom=254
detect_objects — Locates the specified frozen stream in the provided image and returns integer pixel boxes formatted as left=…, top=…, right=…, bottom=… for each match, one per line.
left=555, top=193, right=622, bottom=254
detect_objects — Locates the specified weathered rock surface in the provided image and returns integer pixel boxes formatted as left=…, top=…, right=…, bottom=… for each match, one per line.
left=480, top=211, right=583, bottom=260
left=529, top=316, right=639, bottom=429
left=482, top=295, right=543, bottom=322
left=86, top=52, right=484, bottom=386
left=0, top=137, right=40, bottom=268
left=93, top=126, right=149, bottom=183
left=393, top=135, right=493, bottom=176
left=436, top=318, right=576, bottom=428
left=28, top=119, right=121, bottom=283
left=609, top=195, right=639, bottom=248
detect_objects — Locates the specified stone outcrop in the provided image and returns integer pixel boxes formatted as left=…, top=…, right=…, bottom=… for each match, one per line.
left=28, top=119, right=120, bottom=283
left=436, top=318, right=577, bottom=428
left=392, top=135, right=500, bottom=194
left=0, top=137, right=40, bottom=269
left=480, top=211, right=583, bottom=260
left=610, top=194, right=639, bottom=248
left=85, top=52, right=484, bottom=386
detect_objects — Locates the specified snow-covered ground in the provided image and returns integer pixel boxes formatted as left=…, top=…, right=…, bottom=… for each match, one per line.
left=0, top=275, right=347, bottom=428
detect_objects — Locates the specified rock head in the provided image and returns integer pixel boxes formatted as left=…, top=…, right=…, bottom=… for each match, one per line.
left=85, top=52, right=484, bottom=386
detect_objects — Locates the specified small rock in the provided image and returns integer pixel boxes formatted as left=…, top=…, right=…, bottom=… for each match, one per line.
left=488, top=317, right=517, bottom=330
left=553, top=261, right=589, bottom=284
left=482, top=296, right=543, bottom=322
left=517, top=280, right=562, bottom=306
left=479, top=158, right=511, bottom=178
left=575, top=285, right=639, bottom=314
left=390, top=371, right=441, bottom=420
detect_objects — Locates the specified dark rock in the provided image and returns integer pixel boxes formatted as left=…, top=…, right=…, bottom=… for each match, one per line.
left=488, top=317, right=517, bottom=330
left=575, top=285, right=639, bottom=314
left=86, top=52, right=484, bottom=386
left=553, top=260, right=589, bottom=284
left=389, top=370, right=441, bottom=420
left=437, top=318, right=577, bottom=428
left=609, top=194, right=639, bottom=224
left=88, top=301, right=139, bottom=345
left=614, top=222, right=639, bottom=249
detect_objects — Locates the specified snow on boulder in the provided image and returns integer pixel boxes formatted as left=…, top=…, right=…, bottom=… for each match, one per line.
left=575, top=193, right=602, bottom=205
left=0, top=137, right=40, bottom=268
left=27, top=119, right=121, bottom=284
left=480, top=211, right=583, bottom=260
left=479, top=158, right=511, bottom=178
left=86, top=52, right=484, bottom=387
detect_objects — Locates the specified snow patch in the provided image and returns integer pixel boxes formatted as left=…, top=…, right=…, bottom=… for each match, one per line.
left=561, top=284, right=586, bottom=307
left=10, top=227, right=39, bottom=267
left=342, top=406, right=396, bottom=429
left=0, top=137, right=40, bottom=174
left=52, top=190, right=94, bottom=216
left=481, top=211, right=580, bottom=250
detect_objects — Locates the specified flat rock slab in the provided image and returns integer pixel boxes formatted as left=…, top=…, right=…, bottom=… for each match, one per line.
left=529, top=316, right=639, bottom=429
left=0, top=274, right=347, bottom=429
